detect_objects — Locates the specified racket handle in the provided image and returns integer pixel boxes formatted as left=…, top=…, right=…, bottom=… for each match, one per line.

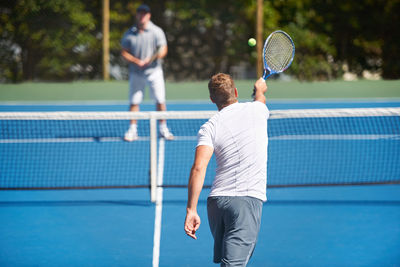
left=252, top=77, right=268, bottom=98
left=262, top=69, right=267, bottom=80
left=252, top=75, right=265, bottom=98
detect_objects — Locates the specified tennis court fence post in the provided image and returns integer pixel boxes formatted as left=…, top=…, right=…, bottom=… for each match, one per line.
left=150, top=112, right=157, bottom=203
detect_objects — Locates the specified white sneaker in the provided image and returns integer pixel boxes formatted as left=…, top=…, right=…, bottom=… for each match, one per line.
left=124, top=125, right=138, bottom=142
left=159, top=127, right=174, bottom=140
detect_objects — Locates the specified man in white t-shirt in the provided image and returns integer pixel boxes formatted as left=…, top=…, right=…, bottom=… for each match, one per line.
left=184, top=73, right=269, bottom=266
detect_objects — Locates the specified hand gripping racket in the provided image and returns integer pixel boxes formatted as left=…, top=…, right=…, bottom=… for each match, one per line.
left=147, top=46, right=164, bottom=65
left=253, top=30, right=295, bottom=96
left=148, top=47, right=162, bottom=63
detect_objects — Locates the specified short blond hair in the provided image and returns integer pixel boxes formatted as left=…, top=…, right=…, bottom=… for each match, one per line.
left=208, top=73, right=236, bottom=106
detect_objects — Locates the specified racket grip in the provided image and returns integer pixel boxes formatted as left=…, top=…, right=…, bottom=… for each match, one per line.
left=252, top=76, right=267, bottom=98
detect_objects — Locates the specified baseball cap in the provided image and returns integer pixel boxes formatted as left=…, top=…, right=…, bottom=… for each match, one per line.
left=136, top=4, right=151, bottom=13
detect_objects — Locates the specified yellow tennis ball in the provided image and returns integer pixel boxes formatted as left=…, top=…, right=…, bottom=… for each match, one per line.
left=248, top=38, right=256, bottom=47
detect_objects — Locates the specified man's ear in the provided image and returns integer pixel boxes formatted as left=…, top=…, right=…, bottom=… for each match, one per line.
left=234, top=88, right=238, bottom=98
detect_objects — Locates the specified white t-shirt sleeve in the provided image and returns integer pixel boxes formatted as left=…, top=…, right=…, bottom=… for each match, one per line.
left=253, top=101, right=270, bottom=119
left=197, top=122, right=214, bottom=148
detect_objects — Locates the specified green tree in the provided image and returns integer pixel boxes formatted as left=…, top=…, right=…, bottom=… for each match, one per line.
left=1, top=0, right=398, bottom=82
left=382, top=0, right=400, bottom=79
left=0, top=0, right=96, bottom=81
left=139, top=0, right=256, bottom=80
left=270, top=0, right=336, bottom=80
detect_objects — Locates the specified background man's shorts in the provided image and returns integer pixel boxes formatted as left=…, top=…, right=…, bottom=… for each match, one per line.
left=129, top=68, right=166, bottom=104
left=207, top=196, right=263, bottom=266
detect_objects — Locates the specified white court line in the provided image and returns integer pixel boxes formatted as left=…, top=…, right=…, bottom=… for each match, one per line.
left=152, top=138, right=165, bottom=267
left=0, top=137, right=150, bottom=143
left=2, top=135, right=398, bottom=144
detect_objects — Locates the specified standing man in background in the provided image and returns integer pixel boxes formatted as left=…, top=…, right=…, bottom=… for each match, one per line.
left=121, top=4, right=174, bottom=141
left=184, top=73, right=269, bottom=266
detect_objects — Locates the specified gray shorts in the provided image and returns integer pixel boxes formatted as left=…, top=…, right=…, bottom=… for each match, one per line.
left=207, top=196, right=263, bottom=267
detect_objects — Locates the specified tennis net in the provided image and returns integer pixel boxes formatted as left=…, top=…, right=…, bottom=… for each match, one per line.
left=1, top=108, right=399, bottom=202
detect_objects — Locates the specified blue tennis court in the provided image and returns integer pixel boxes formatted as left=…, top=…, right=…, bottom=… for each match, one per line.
left=1, top=100, right=400, bottom=266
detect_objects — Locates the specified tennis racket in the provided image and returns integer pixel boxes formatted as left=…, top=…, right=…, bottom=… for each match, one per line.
left=147, top=47, right=163, bottom=64
left=253, top=30, right=295, bottom=96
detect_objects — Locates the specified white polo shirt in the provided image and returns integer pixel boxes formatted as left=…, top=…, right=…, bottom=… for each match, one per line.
left=197, top=101, right=269, bottom=201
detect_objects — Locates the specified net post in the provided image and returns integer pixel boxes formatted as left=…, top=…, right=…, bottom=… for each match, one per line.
left=150, top=113, right=158, bottom=203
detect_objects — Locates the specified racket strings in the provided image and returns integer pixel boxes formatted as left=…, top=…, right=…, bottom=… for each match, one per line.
left=264, top=33, right=294, bottom=72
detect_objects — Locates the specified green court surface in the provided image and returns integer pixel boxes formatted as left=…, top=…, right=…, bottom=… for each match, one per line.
left=0, top=79, right=399, bottom=101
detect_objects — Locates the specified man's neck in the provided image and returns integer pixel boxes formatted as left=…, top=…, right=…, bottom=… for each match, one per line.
left=138, top=21, right=150, bottom=32
left=217, top=100, right=238, bottom=111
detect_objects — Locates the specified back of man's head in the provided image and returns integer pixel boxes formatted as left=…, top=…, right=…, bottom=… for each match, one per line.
left=208, top=73, right=236, bottom=108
